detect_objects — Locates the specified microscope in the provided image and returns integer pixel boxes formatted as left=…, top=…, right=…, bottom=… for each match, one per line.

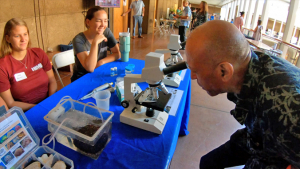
left=155, top=34, right=184, bottom=87
left=120, top=52, right=187, bottom=134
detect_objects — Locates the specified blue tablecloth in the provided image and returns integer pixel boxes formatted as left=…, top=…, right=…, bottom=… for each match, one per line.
left=26, top=59, right=191, bottom=169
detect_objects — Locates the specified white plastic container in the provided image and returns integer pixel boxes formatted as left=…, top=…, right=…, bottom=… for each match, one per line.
left=93, top=90, right=111, bottom=111
left=0, top=107, right=74, bottom=169
left=44, top=98, right=114, bottom=159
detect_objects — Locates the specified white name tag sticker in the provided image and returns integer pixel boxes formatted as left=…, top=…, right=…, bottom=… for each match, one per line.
left=14, top=72, right=27, bottom=82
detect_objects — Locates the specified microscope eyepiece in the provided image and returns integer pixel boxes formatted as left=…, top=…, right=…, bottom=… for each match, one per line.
left=163, top=62, right=188, bottom=75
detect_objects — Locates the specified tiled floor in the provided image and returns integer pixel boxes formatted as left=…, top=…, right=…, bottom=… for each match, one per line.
left=55, top=31, right=243, bottom=169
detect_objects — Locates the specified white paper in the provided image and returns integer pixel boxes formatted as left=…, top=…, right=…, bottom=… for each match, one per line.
left=165, top=87, right=184, bottom=116
left=179, top=69, right=187, bottom=81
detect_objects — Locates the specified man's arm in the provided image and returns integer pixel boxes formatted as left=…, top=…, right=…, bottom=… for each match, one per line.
left=122, top=8, right=132, bottom=16
left=142, top=7, right=144, bottom=16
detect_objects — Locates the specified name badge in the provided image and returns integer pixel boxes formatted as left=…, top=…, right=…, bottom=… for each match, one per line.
left=14, top=72, right=27, bottom=82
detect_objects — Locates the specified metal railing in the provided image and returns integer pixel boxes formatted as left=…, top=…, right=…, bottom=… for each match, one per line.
left=243, top=28, right=300, bottom=67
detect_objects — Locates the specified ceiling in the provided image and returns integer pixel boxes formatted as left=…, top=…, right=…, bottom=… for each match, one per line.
left=188, top=0, right=291, bottom=8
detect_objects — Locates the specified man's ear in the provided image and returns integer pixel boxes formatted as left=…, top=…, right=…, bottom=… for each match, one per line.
left=216, top=62, right=234, bottom=82
left=85, top=19, right=90, bottom=29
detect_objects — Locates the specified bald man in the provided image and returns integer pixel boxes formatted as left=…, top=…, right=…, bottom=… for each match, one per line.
left=186, top=20, right=300, bottom=169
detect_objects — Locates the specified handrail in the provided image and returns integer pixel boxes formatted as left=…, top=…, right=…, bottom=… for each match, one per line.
left=262, top=34, right=300, bottom=51
left=243, top=27, right=300, bottom=51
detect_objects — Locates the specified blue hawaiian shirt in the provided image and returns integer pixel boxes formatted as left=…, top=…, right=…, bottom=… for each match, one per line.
left=227, top=51, right=300, bottom=168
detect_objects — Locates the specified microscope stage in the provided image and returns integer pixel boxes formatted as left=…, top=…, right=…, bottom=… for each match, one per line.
left=135, top=90, right=172, bottom=112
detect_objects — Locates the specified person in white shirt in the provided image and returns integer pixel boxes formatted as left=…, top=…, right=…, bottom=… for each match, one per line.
left=122, top=0, right=145, bottom=39
left=234, top=12, right=244, bottom=32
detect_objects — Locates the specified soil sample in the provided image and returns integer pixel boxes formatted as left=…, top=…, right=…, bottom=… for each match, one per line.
left=73, top=124, right=108, bottom=155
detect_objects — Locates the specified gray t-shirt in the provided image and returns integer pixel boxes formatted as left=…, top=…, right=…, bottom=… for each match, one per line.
left=71, top=28, right=117, bottom=81
left=130, top=0, right=145, bottom=16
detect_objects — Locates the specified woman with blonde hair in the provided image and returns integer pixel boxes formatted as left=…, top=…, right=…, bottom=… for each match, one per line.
left=192, top=1, right=208, bottom=30
left=0, top=18, right=57, bottom=111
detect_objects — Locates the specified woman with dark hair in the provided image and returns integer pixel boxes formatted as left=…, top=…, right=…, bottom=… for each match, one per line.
left=252, top=19, right=263, bottom=41
left=0, top=18, right=57, bottom=111
left=192, top=1, right=208, bottom=30
left=71, top=6, right=121, bottom=82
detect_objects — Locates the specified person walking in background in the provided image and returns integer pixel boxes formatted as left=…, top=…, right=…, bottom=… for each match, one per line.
left=252, top=19, right=263, bottom=41
left=231, top=19, right=234, bottom=23
left=210, top=14, right=215, bottom=20
left=122, top=0, right=145, bottom=39
left=174, top=0, right=191, bottom=50
left=234, top=11, right=245, bottom=32
left=192, top=1, right=208, bottom=30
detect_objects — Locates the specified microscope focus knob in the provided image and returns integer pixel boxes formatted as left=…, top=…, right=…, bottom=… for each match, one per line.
left=132, top=107, right=138, bottom=113
left=121, top=100, right=129, bottom=108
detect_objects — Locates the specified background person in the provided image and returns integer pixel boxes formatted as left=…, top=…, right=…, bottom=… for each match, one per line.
left=192, top=1, right=208, bottom=30
left=251, top=19, right=263, bottom=41
left=71, top=6, right=121, bottom=82
left=0, top=18, right=57, bottom=111
left=210, top=14, right=215, bottom=20
left=191, top=7, right=197, bottom=25
left=174, top=0, right=191, bottom=50
left=234, top=11, right=245, bottom=32
left=186, top=20, right=300, bottom=169
left=169, top=11, right=176, bottom=20
left=122, top=0, right=145, bottom=39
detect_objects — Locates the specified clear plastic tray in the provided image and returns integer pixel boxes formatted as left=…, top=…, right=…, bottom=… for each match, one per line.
left=0, top=107, right=74, bottom=169
left=44, top=98, right=114, bottom=159
left=16, top=146, right=73, bottom=169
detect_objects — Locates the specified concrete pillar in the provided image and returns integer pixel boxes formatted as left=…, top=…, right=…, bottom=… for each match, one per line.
left=296, top=55, right=300, bottom=67
left=243, top=0, right=249, bottom=23
left=231, top=0, right=237, bottom=20
left=251, top=0, right=260, bottom=30
left=261, top=0, right=270, bottom=33
left=239, top=0, right=243, bottom=13
left=236, top=0, right=240, bottom=17
left=245, top=0, right=254, bottom=28
left=280, top=0, right=300, bottom=58
left=225, top=4, right=230, bottom=21
left=297, top=32, right=300, bottom=46
left=279, top=21, right=283, bottom=35
left=229, top=2, right=234, bottom=22
left=293, top=27, right=297, bottom=38
left=243, top=0, right=248, bottom=12
left=272, top=19, right=276, bottom=35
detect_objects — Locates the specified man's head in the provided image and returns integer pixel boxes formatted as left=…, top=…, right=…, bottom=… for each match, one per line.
left=240, top=11, right=245, bottom=17
left=186, top=20, right=250, bottom=96
left=183, top=0, right=189, bottom=7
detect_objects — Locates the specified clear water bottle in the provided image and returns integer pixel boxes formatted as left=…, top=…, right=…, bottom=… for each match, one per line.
left=110, top=68, right=115, bottom=77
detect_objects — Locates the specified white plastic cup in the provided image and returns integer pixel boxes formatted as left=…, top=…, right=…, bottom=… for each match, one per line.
left=93, top=90, right=111, bottom=110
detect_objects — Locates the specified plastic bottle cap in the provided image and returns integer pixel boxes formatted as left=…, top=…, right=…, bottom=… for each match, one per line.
left=125, top=66, right=134, bottom=71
